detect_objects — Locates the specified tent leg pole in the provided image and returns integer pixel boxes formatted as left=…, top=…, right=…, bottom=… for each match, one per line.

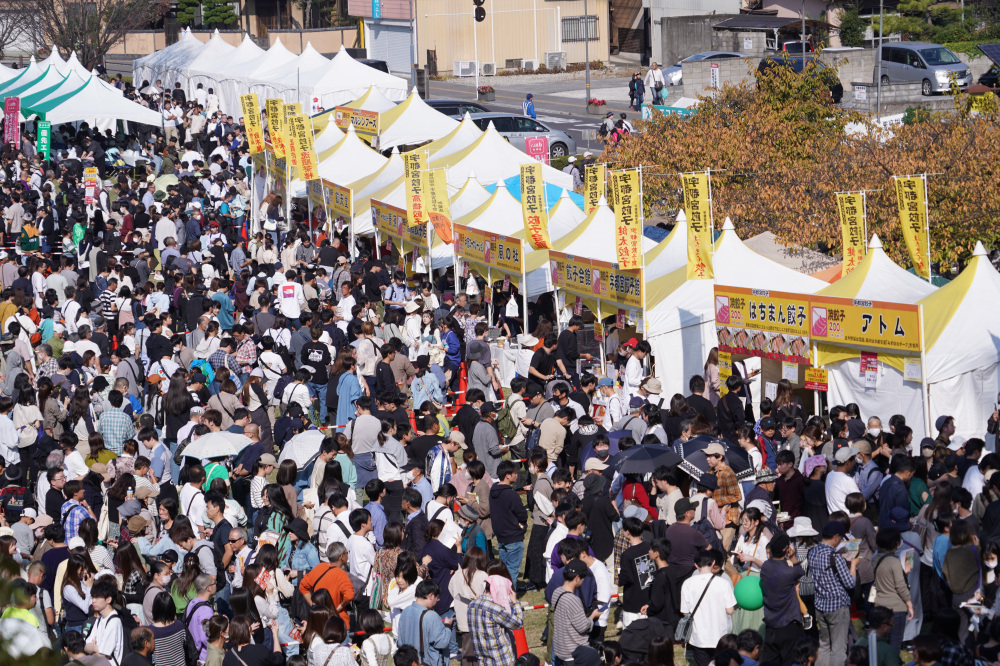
left=919, top=305, right=931, bottom=447
left=812, top=342, right=820, bottom=418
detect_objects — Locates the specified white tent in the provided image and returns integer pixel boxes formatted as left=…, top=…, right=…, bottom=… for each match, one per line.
left=336, top=85, right=398, bottom=113
left=520, top=190, right=588, bottom=297
left=557, top=200, right=657, bottom=265
left=347, top=148, right=405, bottom=233
left=37, top=47, right=65, bottom=73
left=0, top=66, right=65, bottom=102
left=222, top=38, right=297, bottom=117
left=289, top=125, right=387, bottom=198
left=312, top=121, right=346, bottom=154
left=0, top=58, right=42, bottom=96
left=299, top=46, right=408, bottom=110
left=181, top=30, right=236, bottom=93
left=132, top=28, right=206, bottom=90
left=643, top=211, right=690, bottom=281
left=812, top=235, right=937, bottom=438
left=251, top=42, right=330, bottom=104
left=917, top=242, right=1000, bottom=441
left=27, top=76, right=162, bottom=126
left=646, top=218, right=829, bottom=396
left=19, top=70, right=90, bottom=118
left=187, top=34, right=264, bottom=116
left=435, top=123, right=574, bottom=191
left=0, top=62, right=19, bottom=84
left=413, top=113, right=482, bottom=163
left=377, top=89, right=460, bottom=151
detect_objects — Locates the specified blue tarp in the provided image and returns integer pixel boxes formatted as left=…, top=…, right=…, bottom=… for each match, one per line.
left=485, top=176, right=585, bottom=211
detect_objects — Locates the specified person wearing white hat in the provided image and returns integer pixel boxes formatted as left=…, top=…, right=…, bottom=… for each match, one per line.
left=562, top=156, right=582, bottom=189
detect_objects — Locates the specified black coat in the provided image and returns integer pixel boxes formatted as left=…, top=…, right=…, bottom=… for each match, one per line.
left=402, top=511, right=428, bottom=555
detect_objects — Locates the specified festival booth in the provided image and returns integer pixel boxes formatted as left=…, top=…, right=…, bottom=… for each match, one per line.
left=376, top=90, right=460, bottom=151
left=221, top=39, right=297, bottom=118
left=187, top=35, right=264, bottom=117
left=811, top=235, right=937, bottom=438
left=21, top=75, right=163, bottom=126
left=918, top=243, right=1000, bottom=442
left=37, top=48, right=65, bottom=73
left=296, top=46, right=409, bottom=111
left=289, top=125, right=387, bottom=198
left=646, top=218, right=829, bottom=398
left=311, top=85, right=398, bottom=134
left=132, top=28, right=206, bottom=89
left=250, top=43, right=330, bottom=105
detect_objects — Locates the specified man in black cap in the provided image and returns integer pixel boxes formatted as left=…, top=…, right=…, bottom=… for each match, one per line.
left=663, top=497, right=708, bottom=579
left=473, top=401, right=506, bottom=481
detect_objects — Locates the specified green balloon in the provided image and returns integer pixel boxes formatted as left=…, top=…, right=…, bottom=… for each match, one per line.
left=734, top=576, right=764, bottom=610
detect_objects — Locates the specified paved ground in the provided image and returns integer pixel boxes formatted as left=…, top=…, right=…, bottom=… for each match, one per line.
left=428, top=75, right=637, bottom=155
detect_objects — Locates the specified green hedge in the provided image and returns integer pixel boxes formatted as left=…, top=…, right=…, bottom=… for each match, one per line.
left=944, top=41, right=985, bottom=59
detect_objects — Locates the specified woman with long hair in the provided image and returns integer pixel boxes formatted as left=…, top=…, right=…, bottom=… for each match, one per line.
left=61, top=553, right=94, bottom=634
left=108, top=438, right=138, bottom=484
left=331, top=432, right=357, bottom=491
left=354, top=321, right=382, bottom=394
left=86, top=432, right=117, bottom=466
left=68, top=385, right=96, bottom=442
left=276, top=459, right=301, bottom=519
left=78, top=518, right=114, bottom=573
left=117, top=540, right=149, bottom=605
left=373, top=522, right=405, bottom=609
left=386, top=556, right=422, bottom=629
left=163, top=373, right=193, bottom=446
left=252, top=544, right=298, bottom=653
left=730, top=506, right=770, bottom=634
left=448, top=546, right=488, bottom=661
left=195, top=320, right=221, bottom=360
left=149, top=590, right=191, bottom=666
left=285, top=518, right=320, bottom=589
left=307, top=615, right=354, bottom=666
left=142, top=559, right=174, bottom=625
left=773, top=378, right=805, bottom=428
left=205, top=615, right=229, bottom=666
left=302, top=604, right=332, bottom=658
left=358, top=607, right=396, bottom=666
left=703, top=346, right=720, bottom=406
left=169, top=552, right=201, bottom=614
left=207, top=379, right=242, bottom=431
left=439, top=316, right=463, bottom=390
left=258, top=484, right=295, bottom=563
left=222, top=614, right=282, bottom=666
left=156, top=497, right=179, bottom=540
left=241, top=372, right=273, bottom=450
left=334, top=356, right=363, bottom=434
left=37, top=376, right=70, bottom=438
left=317, top=460, right=349, bottom=505
left=13, top=382, right=42, bottom=433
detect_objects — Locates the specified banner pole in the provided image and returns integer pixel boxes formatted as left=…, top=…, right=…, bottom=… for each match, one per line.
left=639, top=165, right=647, bottom=338
left=922, top=173, right=932, bottom=284
left=705, top=167, right=715, bottom=253
left=918, top=304, right=931, bottom=443
left=812, top=341, right=820, bottom=418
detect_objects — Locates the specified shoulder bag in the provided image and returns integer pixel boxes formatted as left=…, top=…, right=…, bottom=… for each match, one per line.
left=674, top=574, right=715, bottom=645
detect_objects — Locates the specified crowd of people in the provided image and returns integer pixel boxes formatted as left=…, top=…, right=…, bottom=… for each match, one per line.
left=0, top=70, right=998, bottom=666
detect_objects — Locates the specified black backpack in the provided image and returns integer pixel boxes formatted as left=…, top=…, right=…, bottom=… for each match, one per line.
left=691, top=497, right=723, bottom=551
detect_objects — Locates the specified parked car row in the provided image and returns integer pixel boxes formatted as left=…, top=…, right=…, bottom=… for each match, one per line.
left=425, top=100, right=576, bottom=158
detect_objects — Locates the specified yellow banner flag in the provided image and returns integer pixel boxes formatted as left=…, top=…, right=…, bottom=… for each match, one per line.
left=894, top=176, right=930, bottom=279
left=520, top=163, right=551, bottom=250
left=836, top=192, right=867, bottom=277
left=403, top=151, right=427, bottom=226
left=265, top=98, right=285, bottom=159
left=682, top=171, right=714, bottom=280
left=609, top=169, right=642, bottom=270
left=240, top=94, right=265, bottom=155
left=289, top=114, right=319, bottom=181
left=423, top=169, right=453, bottom=244
left=282, top=103, right=302, bottom=177
left=584, top=164, right=605, bottom=215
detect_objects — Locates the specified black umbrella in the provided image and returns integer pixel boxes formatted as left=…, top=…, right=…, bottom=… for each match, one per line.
left=610, top=443, right=682, bottom=475
left=680, top=440, right=754, bottom=484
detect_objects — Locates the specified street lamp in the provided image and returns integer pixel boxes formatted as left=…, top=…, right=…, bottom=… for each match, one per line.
left=584, top=0, right=591, bottom=106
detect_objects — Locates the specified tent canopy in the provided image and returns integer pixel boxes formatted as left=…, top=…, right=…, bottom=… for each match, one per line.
left=557, top=199, right=657, bottom=263
left=183, top=30, right=237, bottom=84
left=417, top=114, right=483, bottom=163
left=0, top=60, right=45, bottom=97
left=133, top=28, right=206, bottom=89
left=1, top=66, right=65, bottom=101
left=20, top=70, right=89, bottom=112
left=38, top=47, right=65, bottom=73
left=253, top=42, right=330, bottom=87
left=485, top=175, right=585, bottom=211
left=817, top=234, right=936, bottom=304
left=304, top=46, right=409, bottom=110
left=290, top=125, right=388, bottom=198
left=25, top=76, right=162, bottom=126
left=377, top=90, right=460, bottom=151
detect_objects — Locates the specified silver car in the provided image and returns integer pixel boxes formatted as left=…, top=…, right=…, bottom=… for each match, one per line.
left=467, top=113, right=576, bottom=158
left=874, top=43, right=972, bottom=95
left=663, top=51, right=751, bottom=85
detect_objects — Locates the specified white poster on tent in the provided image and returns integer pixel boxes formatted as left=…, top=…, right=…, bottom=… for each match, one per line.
left=865, top=371, right=878, bottom=389
left=765, top=381, right=778, bottom=401
left=781, top=362, right=798, bottom=383
left=904, top=361, right=922, bottom=382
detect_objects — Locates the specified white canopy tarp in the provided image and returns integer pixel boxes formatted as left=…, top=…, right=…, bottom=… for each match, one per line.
left=0, top=61, right=19, bottom=84
left=347, top=148, right=405, bottom=232
left=312, top=121, right=346, bottom=154
left=520, top=190, right=587, bottom=297
left=335, top=85, right=398, bottom=114
left=377, top=89, right=460, bottom=151
left=30, top=76, right=162, bottom=126
left=816, top=234, right=936, bottom=304
left=133, top=28, right=206, bottom=90
left=300, top=46, right=408, bottom=110
left=19, top=70, right=91, bottom=118
left=222, top=38, right=297, bottom=117
left=0, top=59, right=43, bottom=97
left=181, top=30, right=236, bottom=93
left=251, top=42, right=330, bottom=104
left=0, top=66, right=65, bottom=102
left=413, top=114, right=482, bottom=163
left=187, top=34, right=264, bottom=116
left=289, top=125, right=387, bottom=198
left=37, top=47, right=65, bottom=73
left=647, top=218, right=829, bottom=396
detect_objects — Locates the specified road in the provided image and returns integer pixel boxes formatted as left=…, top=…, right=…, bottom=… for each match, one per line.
left=427, top=76, right=638, bottom=155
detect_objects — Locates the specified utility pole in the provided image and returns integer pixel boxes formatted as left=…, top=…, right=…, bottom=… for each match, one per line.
left=876, top=0, right=884, bottom=122
left=584, top=0, right=591, bottom=105
left=410, top=0, right=417, bottom=89
left=800, top=0, right=806, bottom=51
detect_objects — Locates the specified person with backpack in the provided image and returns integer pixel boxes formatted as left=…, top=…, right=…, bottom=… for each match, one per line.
left=84, top=577, right=125, bottom=665
left=704, top=441, right=743, bottom=550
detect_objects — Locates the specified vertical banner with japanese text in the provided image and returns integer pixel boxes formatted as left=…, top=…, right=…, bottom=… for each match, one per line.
left=282, top=103, right=302, bottom=178
left=894, top=175, right=931, bottom=279
left=83, top=167, right=99, bottom=205
left=240, top=93, right=265, bottom=154
left=37, top=121, right=51, bottom=160
left=682, top=171, right=714, bottom=280
left=3, top=97, right=18, bottom=146
left=520, top=163, right=551, bottom=250
left=289, top=114, right=319, bottom=181
left=265, top=98, right=285, bottom=159
left=584, top=164, right=605, bottom=214
left=403, top=151, right=427, bottom=226
left=836, top=192, right=867, bottom=277
left=423, top=169, right=453, bottom=244
left=609, top=169, right=642, bottom=269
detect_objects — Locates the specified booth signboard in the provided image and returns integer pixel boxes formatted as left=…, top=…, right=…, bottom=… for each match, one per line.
left=334, top=107, right=380, bottom=138
left=371, top=199, right=427, bottom=247
left=265, top=99, right=286, bottom=159
left=550, top=251, right=643, bottom=310
left=83, top=167, right=99, bottom=205
left=718, top=351, right=732, bottom=396
left=306, top=179, right=329, bottom=207
left=37, top=121, right=50, bottom=160
left=810, top=296, right=922, bottom=353
left=240, top=94, right=265, bottom=154
left=714, top=286, right=810, bottom=364
left=454, top=223, right=523, bottom=275
left=329, top=182, right=352, bottom=219
left=3, top=97, right=18, bottom=145
left=804, top=368, right=828, bottom=391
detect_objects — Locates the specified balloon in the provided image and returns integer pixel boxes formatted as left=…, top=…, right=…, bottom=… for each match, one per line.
left=734, top=576, right=763, bottom=610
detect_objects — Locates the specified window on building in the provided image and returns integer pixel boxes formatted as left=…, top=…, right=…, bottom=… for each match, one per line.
left=562, top=15, right=598, bottom=43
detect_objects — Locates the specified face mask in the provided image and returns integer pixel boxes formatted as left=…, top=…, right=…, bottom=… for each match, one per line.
left=596, top=450, right=610, bottom=461
left=922, top=448, right=934, bottom=459
left=463, top=472, right=472, bottom=481
left=405, top=471, right=415, bottom=483
left=856, top=456, right=864, bottom=465
left=173, top=346, right=181, bottom=353
left=988, top=560, right=998, bottom=569
left=868, top=428, right=881, bottom=437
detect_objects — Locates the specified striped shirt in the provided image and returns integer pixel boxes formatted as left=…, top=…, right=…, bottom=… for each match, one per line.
left=100, top=289, right=117, bottom=319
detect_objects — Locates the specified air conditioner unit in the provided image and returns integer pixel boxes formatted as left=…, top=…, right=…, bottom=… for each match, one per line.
left=452, top=60, right=478, bottom=77
left=481, top=62, right=496, bottom=76
left=505, top=58, right=523, bottom=69
left=544, top=51, right=567, bottom=70
left=522, top=59, right=540, bottom=71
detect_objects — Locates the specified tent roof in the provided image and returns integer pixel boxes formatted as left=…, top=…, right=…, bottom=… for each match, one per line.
left=0, top=61, right=18, bottom=84
left=919, top=242, right=1000, bottom=381
left=485, top=174, right=585, bottom=211
left=1, top=66, right=65, bottom=100
left=253, top=42, right=330, bottom=86
left=454, top=181, right=525, bottom=236
left=817, top=234, right=936, bottom=303
left=434, top=123, right=574, bottom=191
left=20, top=70, right=90, bottom=111
left=340, top=85, right=398, bottom=113
left=228, top=37, right=297, bottom=80
left=378, top=90, right=460, bottom=150
left=643, top=210, right=687, bottom=281
left=305, top=46, right=409, bottom=108
left=313, top=121, right=346, bottom=154
left=0, top=59, right=43, bottom=96
left=348, top=148, right=405, bottom=232
left=184, top=30, right=237, bottom=75
left=190, top=33, right=264, bottom=78
left=646, top=219, right=828, bottom=335
left=37, top=47, right=65, bottom=72
left=418, top=114, right=483, bottom=162
left=557, top=199, right=658, bottom=262
left=26, top=76, right=162, bottom=126
left=133, top=28, right=207, bottom=85
left=290, top=125, right=387, bottom=198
